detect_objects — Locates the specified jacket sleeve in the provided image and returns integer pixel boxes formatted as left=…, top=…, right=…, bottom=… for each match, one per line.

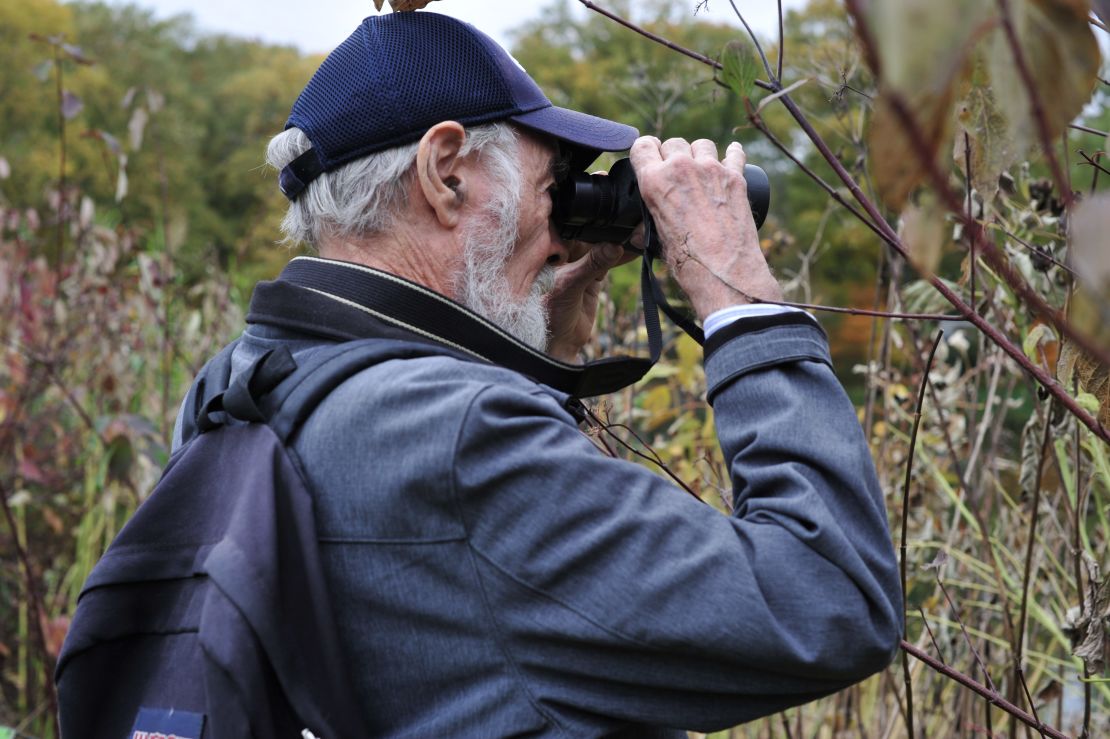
left=452, top=319, right=903, bottom=732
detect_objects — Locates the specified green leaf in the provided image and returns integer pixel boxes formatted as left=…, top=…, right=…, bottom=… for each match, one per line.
left=718, top=39, right=758, bottom=100
left=1022, top=322, right=1056, bottom=362
left=1077, top=392, right=1101, bottom=416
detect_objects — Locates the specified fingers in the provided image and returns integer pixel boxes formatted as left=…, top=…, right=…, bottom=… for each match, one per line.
left=556, top=241, right=623, bottom=283
left=723, top=141, right=747, bottom=173
left=629, top=136, right=663, bottom=170
left=690, top=138, right=718, bottom=161
left=632, top=135, right=746, bottom=169
left=581, top=242, right=625, bottom=276
left=659, top=137, right=689, bottom=159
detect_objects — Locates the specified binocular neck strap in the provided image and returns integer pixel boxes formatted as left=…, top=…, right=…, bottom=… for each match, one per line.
left=638, top=209, right=705, bottom=351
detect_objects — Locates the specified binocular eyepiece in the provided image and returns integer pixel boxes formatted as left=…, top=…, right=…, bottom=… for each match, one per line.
left=551, top=157, right=771, bottom=244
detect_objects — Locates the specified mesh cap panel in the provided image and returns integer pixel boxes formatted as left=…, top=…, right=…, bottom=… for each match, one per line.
left=288, top=13, right=539, bottom=171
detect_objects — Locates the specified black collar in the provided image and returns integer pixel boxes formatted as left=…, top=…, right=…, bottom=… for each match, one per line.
left=246, top=257, right=654, bottom=397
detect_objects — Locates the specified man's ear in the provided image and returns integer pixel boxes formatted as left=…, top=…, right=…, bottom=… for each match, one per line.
left=416, top=121, right=468, bottom=229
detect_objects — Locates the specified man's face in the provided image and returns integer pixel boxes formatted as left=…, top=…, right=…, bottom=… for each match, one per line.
left=500, top=132, right=569, bottom=305
left=456, top=130, right=570, bottom=351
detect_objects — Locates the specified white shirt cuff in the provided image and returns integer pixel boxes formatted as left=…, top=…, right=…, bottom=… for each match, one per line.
left=703, top=304, right=812, bottom=339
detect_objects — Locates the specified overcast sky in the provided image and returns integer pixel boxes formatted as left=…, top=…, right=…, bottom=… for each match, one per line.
left=97, top=0, right=807, bottom=54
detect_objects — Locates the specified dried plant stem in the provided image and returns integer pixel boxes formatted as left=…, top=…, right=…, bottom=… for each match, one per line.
left=1078, top=149, right=1110, bottom=179
left=919, top=607, right=946, bottom=663
left=583, top=406, right=702, bottom=501
left=1070, top=123, right=1109, bottom=138
left=902, top=641, right=1069, bottom=739
left=0, top=486, right=58, bottom=734
left=964, top=132, right=977, bottom=308
left=155, top=125, right=174, bottom=443
left=1074, top=404, right=1092, bottom=738
left=899, top=330, right=943, bottom=739
left=937, top=576, right=997, bottom=695
left=861, top=246, right=888, bottom=443
left=0, top=369, right=59, bottom=735
left=775, top=0, right=784, bottom=82
left=778, top=711, right=793, bottom=739
left=1086, top=151, right=1103, bottom=195
left=1015, top=408, right=1055, bottom=704
left=749, top=118, right=891, bottom=248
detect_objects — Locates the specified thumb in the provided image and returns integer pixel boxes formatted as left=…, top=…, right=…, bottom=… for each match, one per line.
left=561, top=243, right=623, bottom=285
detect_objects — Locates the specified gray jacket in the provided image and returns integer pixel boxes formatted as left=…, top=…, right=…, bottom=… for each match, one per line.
left=181, top=257, right=902, bottom=737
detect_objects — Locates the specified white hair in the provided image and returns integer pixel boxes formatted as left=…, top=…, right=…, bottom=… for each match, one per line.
left=265, top=122, right=521, bottom=248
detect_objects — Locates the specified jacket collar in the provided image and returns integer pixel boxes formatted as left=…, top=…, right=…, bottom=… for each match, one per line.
left=246, top=256, right=652, bottom=397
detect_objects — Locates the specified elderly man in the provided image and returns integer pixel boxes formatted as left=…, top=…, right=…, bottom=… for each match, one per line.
left=216, top=11, right=899, bottom=737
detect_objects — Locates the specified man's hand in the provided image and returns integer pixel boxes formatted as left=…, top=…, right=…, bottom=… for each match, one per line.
left=629, top=137, right=782, bottom=321
left=545, top=242, right=633, bottom=363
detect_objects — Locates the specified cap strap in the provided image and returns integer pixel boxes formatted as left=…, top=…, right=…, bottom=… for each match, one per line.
left=279, top=148, right=325, bottom=201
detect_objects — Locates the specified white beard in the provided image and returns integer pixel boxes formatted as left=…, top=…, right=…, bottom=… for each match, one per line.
left=456, top=191, right=554, bottom=351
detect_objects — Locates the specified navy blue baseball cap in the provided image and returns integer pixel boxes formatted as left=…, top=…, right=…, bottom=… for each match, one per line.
left=279, top=11, right=640, bottom=200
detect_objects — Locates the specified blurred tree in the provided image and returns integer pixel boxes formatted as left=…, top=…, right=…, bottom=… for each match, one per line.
left=0, top=0, right=318, bottom=288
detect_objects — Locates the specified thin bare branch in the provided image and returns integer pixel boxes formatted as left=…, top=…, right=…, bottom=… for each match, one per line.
left=1078, top=149, right=1110, bottom=178
left=901, top=641, right=1069, bottom=739
left=1070, top=123, right=1109, bottom=138
left=919, top=607, right=946, bottom=664
left=725, top=0, right=777, bottom=83
left=899, top=330, right=944, bottom=739
left=776, top=0, right=784, bottom=82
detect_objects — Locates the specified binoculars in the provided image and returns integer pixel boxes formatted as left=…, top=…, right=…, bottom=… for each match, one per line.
left=551, top=157, right=771, bottom=244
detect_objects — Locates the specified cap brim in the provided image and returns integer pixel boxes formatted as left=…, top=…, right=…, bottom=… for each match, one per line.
left=510, top=106, right=638, bottom=169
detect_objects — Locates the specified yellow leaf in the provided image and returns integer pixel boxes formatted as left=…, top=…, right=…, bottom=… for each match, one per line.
left=676, top=334, right=700, bottom=371
left=642, top=385, right=673, bottom=429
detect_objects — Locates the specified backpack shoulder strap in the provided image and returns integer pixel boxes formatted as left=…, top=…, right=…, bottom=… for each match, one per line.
left=176, top=338, right=240, bottom=446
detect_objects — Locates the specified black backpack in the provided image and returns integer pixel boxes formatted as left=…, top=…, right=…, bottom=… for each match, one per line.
left=55, top=337, right=458, bottom=739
